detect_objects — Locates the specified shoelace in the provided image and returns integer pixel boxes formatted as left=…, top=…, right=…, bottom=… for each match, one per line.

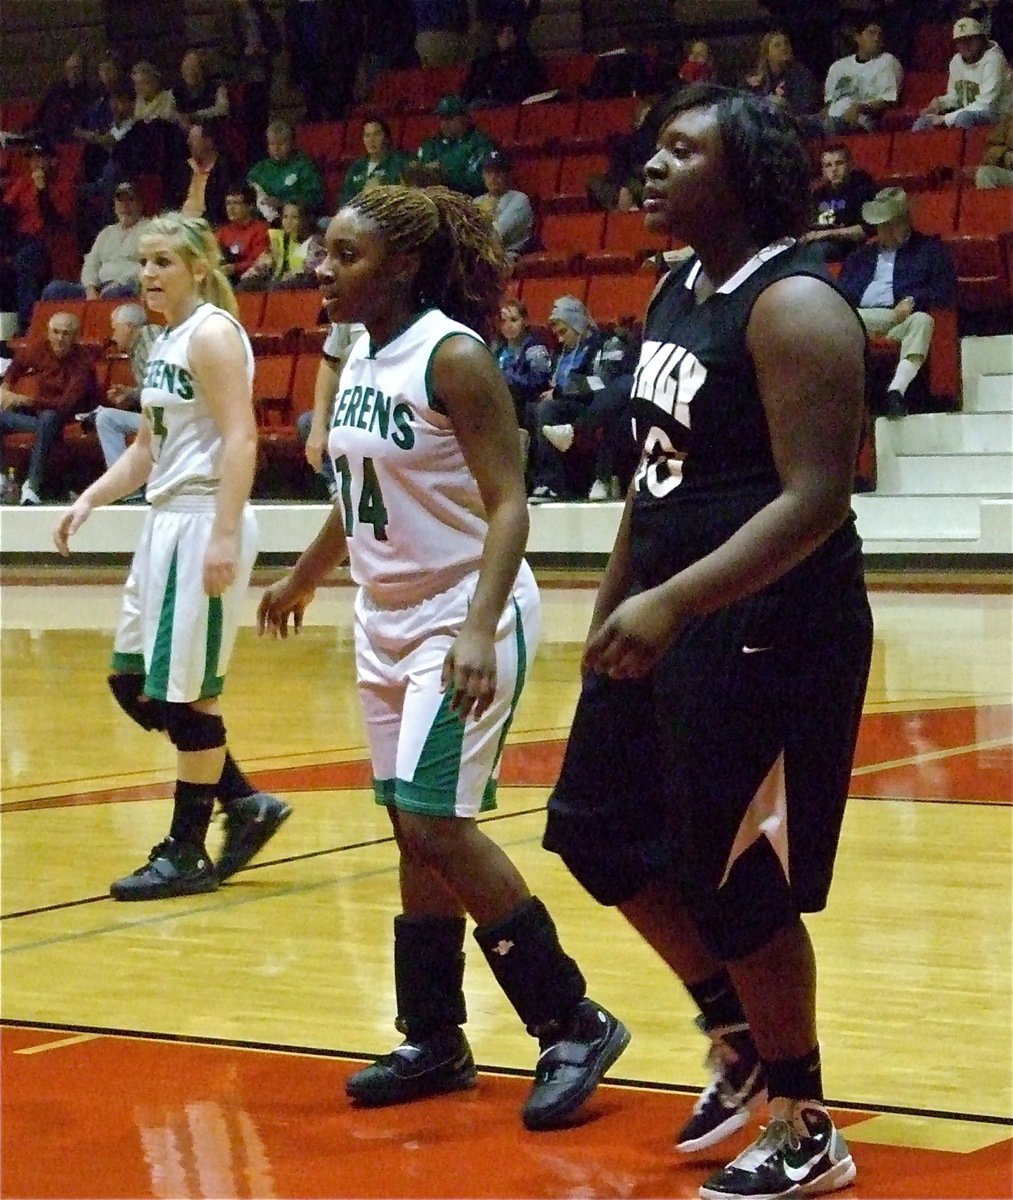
left=729, top=1119, right=801, bottom=1171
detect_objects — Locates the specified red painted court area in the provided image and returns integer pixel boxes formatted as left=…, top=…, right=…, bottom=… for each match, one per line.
left=3, top=1025, right=1011, bottom=1200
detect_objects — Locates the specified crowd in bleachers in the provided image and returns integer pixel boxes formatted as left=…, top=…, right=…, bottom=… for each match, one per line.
left=1, top=0, right=1011, bottom=505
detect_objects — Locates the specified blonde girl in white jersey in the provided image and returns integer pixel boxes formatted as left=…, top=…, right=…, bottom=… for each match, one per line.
left=258, top=184, right=628, bottom=1131
left=54, top=212, right=289, bottom=902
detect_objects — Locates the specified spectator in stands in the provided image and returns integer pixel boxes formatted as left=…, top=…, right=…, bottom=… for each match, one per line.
left=247, top=118, right=325, bottom=223
left=169, top=119, right=234, bottom=226
left=679, top=39, right=715, bottom=86
left=823, top=21, right=904, bottom=133
left=913, top=17, right=1013, bottom=128
left=75, top=83, right=135, bottom=187
left=225, top=0, right=279, bottom=160
left=461, top=20, right=546, bottom=108
left=416, top=96, right=497, bottom=197
left=356, top=0, right=419, bottom=102
left=338, top=119, right=408, bottom=206
left=216, top=184, right=271, bottom=279
left=800, top=144, right=877, bottom=261
left=35, top=49, right=93, bottom=144
left=473, top=150, right=533, bottom=262
left=528, top=295, right=603, bottom=501
left=284, top=0, right=363, bottom=120
left=838, top=187, right=956, bottom=419
left=172, top=49, right=231, bottom=131
left=474, top=0, right=541, bottom=51
left=742, top=32, right=821, bottom=121
left=91, top=302, right=161, bottom=502
left=975, top=110, right=1013, bottom=184
left=538, top=317, right=641, bottom=502
left=238, top=199, right=324, bottom=290
left=130, top=61, right=177, bottom=125
left=1, top=138, right=75, bottom=334
left=758, top=0, right=840, bottom=78
left=586, top=97, right=654, bottom=212
left=492, top=298, right=552, bottom=425
left=75, top=52, right=125, bottom=180
left=42, top=180, right=148, bottom=301
left=0, top=311, right=100, bottom=504
left=412, top=0, right=470, bottom=67
left=296, top=320, right=365, bottom=500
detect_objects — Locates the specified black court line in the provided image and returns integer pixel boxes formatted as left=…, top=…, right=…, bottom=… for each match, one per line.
left=3, top=1017, right=1012, bottom=1131
left=0, top=804, right=551, bottom=923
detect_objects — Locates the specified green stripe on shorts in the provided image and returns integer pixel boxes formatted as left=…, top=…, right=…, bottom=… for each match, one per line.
left=111, top=652, right=145, bottom=674
left=200, top=594, right=224, bottom=698
left=396, top=689, right=465, bottom=814
left=145, top=548, right=178, bottom=701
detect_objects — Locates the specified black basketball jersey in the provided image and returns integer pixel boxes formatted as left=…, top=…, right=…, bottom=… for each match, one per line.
left=628, top=239, right=864, bottom=595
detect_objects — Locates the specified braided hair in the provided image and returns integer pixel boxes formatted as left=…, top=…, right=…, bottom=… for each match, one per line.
left=346, top=185, right=508, bottom=343
left=141, top=211, right=240, bottom=319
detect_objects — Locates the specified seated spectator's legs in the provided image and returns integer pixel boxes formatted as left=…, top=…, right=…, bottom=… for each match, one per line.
left=858, top=307, right=934, bottom=403
left=0, top=408, right=63, bottom=496
left=976, top=164, right=1013, bottom=188
left=95, top=406, right=141, bottom=469
left=296, top=409, right=337, bottom=494
left=41, top=280, right=87, bottom=302
left=911, top=114, right=937, bottom=132
left=99, top=281, right=141, bottom=299
left=12, top=237, right=49, bottom=334
left=950, top=108, right=998, bottom=129
left=530, top=395, right=588, bottom=499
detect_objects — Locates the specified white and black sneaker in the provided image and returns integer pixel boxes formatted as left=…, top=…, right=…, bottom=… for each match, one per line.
left=676, top=1018, right=766, bottom=1153
left=699, top=1099, right=856, bottom=1199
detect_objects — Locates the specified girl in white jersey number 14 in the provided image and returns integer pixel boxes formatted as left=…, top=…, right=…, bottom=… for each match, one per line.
left=54, top=212, right=290, bottom=901
left=257, top=184, right=629, bottom=1131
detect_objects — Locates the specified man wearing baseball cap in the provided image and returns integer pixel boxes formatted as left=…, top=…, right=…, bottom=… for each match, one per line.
left=912, top=16, right=1012, bottom=129
left=474, top=150, right=533, bottom=261
left=41, top=180, right=149, bottom=302
left=415, top=95, right=497, bottom=196
left=837, top=187, right=956, bottom=419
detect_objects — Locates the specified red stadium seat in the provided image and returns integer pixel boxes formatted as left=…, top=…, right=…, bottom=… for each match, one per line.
left=585, top=272, right=657, bottom=325
left=945, top=234, right=1011, bottom=313
left=252, top=354, right=296, bottom=427
left=912, top=25, right=954, bottom=71
left=908, top=188, right=959, bottom=236
left=515, top=101, right=580, bottom=153
left=542, top=53, right=597, bottom=94
left=295, top=122, right=346, bottom=167
left=290, top=353, right=321, bottom=417
left=560, top=96, right=639, bottom=153
left=837, top=132, right=892, bottom=177
left=518, top=274, right=588, bottom=325
left=956, top=187, right=1013, bottom=236
left=585, top=210, right=670, bottom=274
left=472, top=106, right=521, bottom=146
left=235, top=291, right=266, bottom=337
left=80, top=298, right=120, bottom=346
left=887, top=129, right=963, bottom=188
left=511, top=154, right=562, bottom=201
left=400, top=112, right=440, bottom=153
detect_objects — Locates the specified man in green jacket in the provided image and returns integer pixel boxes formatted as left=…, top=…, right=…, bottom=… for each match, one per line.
left=247, top=118, right=325, bottom=222
left=415, top=95, right=497, bottom=197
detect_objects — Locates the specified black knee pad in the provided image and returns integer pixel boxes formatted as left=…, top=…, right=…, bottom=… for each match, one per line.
left=108, top=673, right=166, bottom=733
left=163, top=704, right=226, bottom=752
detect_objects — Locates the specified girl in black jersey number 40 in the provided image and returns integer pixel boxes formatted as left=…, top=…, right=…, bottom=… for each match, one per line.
left=257, top=185, right=628, bottom=1131
left=543, top=85, right=874, bottom=1199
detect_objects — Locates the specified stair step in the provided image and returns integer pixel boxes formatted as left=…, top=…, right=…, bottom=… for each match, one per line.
left=887, top=412, right=1013, bottom=454
left=971, top=374, right=1013, bottom=413
left=876, top=452, right=1013, bottom=495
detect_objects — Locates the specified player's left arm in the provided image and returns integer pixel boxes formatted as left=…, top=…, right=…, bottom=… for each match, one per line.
left=190, top=314, right=259, bottom=596
left=433, top=334, right=530, bottom=718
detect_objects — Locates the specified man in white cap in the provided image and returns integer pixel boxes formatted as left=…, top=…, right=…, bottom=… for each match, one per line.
left=838, top=187, right=956, bottom=419
left=912, top=16, right=1012, bottom=129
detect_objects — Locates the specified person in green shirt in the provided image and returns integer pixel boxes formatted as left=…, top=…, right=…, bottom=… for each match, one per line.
left=415, top=95, right=497, bottom=197
left=339, top=117, right=408, bottom=205
left=247, top=118, right=325, bottom=222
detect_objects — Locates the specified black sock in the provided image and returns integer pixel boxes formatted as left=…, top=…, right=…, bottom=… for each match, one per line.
left=217, top=752, right=256, bottom=811
left=169, top=781, right=216, bottom=846
left=765, top=1046, right=823, bottom=1103
left=686, top=969, right=747, bottom=1031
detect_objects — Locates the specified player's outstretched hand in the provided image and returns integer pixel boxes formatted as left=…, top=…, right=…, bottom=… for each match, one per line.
left=257, top=574, right=316, bottom=639
left=53, top=496, right=93, bottom=556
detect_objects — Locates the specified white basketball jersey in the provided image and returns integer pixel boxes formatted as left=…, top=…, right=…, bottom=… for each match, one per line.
left=327, top=308, right=491, bottom=605
left=141, top=302, right=254, bottom=504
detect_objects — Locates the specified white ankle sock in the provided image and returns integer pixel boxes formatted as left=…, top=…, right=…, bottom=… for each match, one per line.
left=888, top=358, right=920, bottom=396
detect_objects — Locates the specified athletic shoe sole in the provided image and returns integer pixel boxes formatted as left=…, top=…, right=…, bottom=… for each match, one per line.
left=676, top=1087, right=768, bottom=1153
left=217, top=799, right=292, bottom=881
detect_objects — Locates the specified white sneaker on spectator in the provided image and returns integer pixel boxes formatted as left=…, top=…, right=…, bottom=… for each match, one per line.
left=19, top=482, right=41, bottom=506
left=542, top=423, right=574, bottom=453
left=587, top=479, right=610, bottom=501
left=530, top=485, right=560, bottom=504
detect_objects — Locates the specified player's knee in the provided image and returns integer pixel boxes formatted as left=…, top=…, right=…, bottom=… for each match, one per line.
left=394, top=811, right=463, bottom=870
left=108, top=672, right=166, bottom=732
left=690, top=886, right=800, bottom=962
left=163, top=703, right=226, bottom=752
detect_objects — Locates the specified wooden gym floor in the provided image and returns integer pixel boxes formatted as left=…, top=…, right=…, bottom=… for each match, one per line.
left=1, top=574, right=1011, bottom=1199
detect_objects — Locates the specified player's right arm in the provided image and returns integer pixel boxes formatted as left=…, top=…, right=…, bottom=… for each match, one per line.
left=257, top=504, right=349, bottom=637
left=53, top=421, right=154, bottom=554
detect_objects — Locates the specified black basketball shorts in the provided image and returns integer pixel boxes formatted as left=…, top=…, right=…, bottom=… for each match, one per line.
left=543, top=582, right=873, bottom=960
